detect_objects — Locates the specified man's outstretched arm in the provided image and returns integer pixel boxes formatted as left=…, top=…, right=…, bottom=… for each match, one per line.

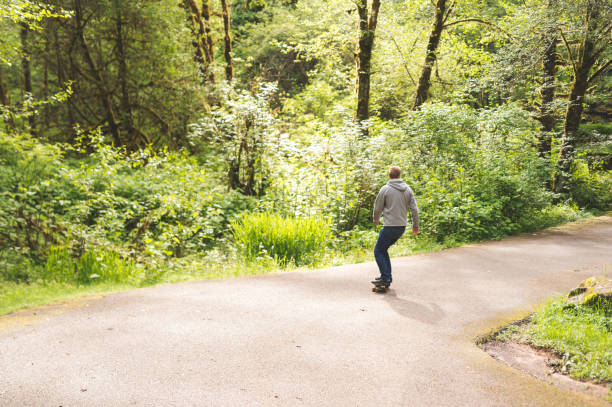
left=408, top=189, right=419, bottom=235
left=373, top=187, right=385, bottom=225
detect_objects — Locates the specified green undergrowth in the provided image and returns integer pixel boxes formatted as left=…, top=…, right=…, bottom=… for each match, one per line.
left=498, top=297, right=612, bottom=385
left=2, top=213, right=597, bottom=317
left=0, top=232, right=448, bottom=316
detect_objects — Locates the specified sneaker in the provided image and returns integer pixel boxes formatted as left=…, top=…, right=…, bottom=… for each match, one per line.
left=372, top=279, right=390, bottom=287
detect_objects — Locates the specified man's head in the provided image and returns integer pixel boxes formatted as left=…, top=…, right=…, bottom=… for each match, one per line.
left=389, top=166, right=401, bottom=179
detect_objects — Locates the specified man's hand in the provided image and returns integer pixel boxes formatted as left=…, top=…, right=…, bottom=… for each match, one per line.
left=374, top=220, right=380, bottom=226
left=412, top=227, right=419, bottom=235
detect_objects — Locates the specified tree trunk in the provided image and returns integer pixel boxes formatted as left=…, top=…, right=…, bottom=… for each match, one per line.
left=20, top=24, right=36, bottom=130
left=201, top=0, right=215, bottom=84
left=182, top=0, right=208, bottom=80
left=552, top=5, right=600, bottom=194
left=536, top=37, right=558, bottom=157
left=182, top=0, right=215, bottom=83
left=43, top=33, right=50, bottom=130
left=220, top=0, right=234, bottom=83
left=552, top=66, right=591, bottom=194
left=412, top=0, right=446, bottom=109
left=0, top=64, right=15, bottom=129
left=355, top=0, right=381, bottom=137
left=0, top=65, right=9, bottom=106
left=113, top=0, right=139, bottom=147
left=74, top=0, right=122, bottom=146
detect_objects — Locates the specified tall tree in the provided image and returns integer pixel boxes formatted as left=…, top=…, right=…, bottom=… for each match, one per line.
left=412, top=0, right=449, bottom=109
left=74, top=0, right=121, bottom=146
left=113, top=0, right=135, bottom=141
left=355, top=0, right=381, bottom=136
left=20, top=24, right=36, bottom=130
left=536, top=35, right=558, bottom=157
left=201, top=0, right=215, bottom=82
left=182, top=0, right=216, bottom=83
left=552, top=0, right=611, bottom=194
left=0, top=65, right=8, bottom=106
left=220, top=0, right=234, bottom=83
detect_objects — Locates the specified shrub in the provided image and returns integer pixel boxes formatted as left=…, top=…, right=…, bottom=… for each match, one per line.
left=231, top=213, right=331, bottom=265
left=384, top=103, right=554, bottom=242
left=569, top=158, right=612, bottom=210
left=0, top=131, right=255, bottom=284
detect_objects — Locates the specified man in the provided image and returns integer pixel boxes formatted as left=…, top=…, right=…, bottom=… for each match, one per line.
left=372, top=166, right=419, bottom=288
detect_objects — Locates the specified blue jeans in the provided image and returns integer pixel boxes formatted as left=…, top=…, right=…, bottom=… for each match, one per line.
left=374, top=226, right=406, bottom=284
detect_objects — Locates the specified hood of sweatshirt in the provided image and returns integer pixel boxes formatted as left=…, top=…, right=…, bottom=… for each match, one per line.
left=387, top=179, right=408, bottom=191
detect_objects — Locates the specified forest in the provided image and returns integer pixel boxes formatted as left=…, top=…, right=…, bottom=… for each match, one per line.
left=0, top=0, right=611, bottom=307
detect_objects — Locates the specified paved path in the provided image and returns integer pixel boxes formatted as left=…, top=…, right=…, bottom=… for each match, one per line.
left=1, top=217, right=612, bottom=407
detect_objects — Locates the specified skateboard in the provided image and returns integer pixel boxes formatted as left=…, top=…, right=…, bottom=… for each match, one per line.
left=371, top=282, right=389, bottom=293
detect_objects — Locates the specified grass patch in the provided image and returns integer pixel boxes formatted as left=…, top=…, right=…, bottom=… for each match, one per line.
left=498, top=298, right=612, bottom=384
left=528, top=299, right=612, bottom=383
left=0, top=281, right=134, bottom=316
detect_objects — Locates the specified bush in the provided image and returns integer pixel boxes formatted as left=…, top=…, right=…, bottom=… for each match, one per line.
left=231, top=213, right=331, bottom=265
left=569, top=158, right=612, bottom=210
left=0, top=130, right=255, bottom=284
left=269, top=102, right=561, bottom=243
left=384, top=103, right=554, bottom=242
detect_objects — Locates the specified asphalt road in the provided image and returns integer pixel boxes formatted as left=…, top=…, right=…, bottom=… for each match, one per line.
left=1, top=217, right=611, bottom=406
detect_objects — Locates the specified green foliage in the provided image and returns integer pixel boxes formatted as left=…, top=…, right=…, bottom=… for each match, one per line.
left=521, top=204, right=584, bottom=232
left=269, top=102, right=585, bottom=243
left=1, top=0, right=611, bottom=318
left=386, top=103, right=554, bottom=242
left=272, top=124, right=379, bottom=231
left=43, top=246, right=137, bottom=284
left=569, top=158, right=612, bottom=210
left=234, top=7, right=316, bottom=95
left=231, top=212, right=331, bottom=265
left=528, top=299, right=612, bottom=382
left=0, top=1, right=70, bottom=63
left=189, top=84, right=278, bottom=195
left=0, top=130, right=254, bottom=284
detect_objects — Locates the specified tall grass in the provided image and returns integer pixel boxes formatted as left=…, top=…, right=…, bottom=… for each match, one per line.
left=43, top=247, right=137, bottom=284
left=231, top=213, right=331, bottom=266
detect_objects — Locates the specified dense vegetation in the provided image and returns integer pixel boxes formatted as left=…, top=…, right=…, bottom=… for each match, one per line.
left=0, top=0, right=611, bottom=312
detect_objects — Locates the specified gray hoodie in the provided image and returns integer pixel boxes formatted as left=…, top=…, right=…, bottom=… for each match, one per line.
left=373, top=179, right=419, bottom=228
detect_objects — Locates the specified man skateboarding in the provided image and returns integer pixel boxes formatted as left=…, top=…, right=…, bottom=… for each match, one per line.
left=372, top=166, right=419, bottom=291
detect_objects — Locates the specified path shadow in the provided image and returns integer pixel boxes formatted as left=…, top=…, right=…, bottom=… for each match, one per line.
left=382, top=289, right=444, bottom=325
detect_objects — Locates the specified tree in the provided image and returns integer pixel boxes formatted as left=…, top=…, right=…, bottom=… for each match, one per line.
left=412, top=0, right=449, bottom=109
left=74, top=0, right=122, bottom=146
left=1, top=0, right=204, bottom=148
left=20, top=23, right=36, bottom=130
left=193, top=84, right=278, bottom=196
left=182, top=0, right=216, bottom=83
left=220, top=0, right=234, bottom=82
left=355, top=0, right=381, bottom=136
left=113, top=0, right=137, bottom=144
left=533, top=0, right=560, bottom=157
left=552, top=0, right=611, bottom=194
left=536, top=36, right=558, bottom=157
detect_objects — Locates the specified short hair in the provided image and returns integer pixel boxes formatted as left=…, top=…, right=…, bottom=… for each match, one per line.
left=389, top=166, right=401, bottom=179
